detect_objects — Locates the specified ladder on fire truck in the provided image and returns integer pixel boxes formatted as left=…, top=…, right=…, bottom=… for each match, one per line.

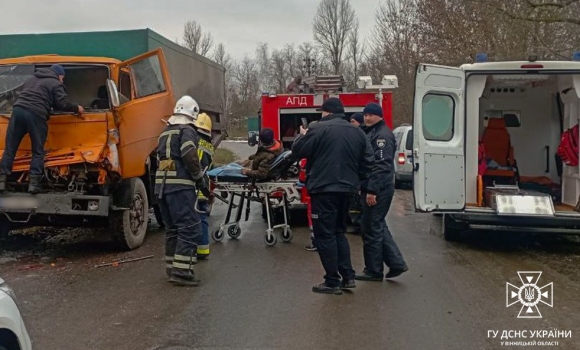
left=302, top=75, right=346, bottom=93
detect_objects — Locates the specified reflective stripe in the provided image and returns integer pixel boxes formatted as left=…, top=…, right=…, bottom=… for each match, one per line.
left=155, top=178, right=196, bottom=186
left=172, top=261, right=195, bottom=270
left=174, top=254, right=196, bottom=262
left=165, top=256, right=173, bottom=262
left=197, top=247, right=210, bottom=254
left=159, top=130, right=180, bottom=159
left=181, top=140, right=196, bottom=151
left=156, top=170, right=177, bottom=177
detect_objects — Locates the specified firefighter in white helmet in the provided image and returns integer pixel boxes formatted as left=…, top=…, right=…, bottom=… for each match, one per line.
left=192, top=112, right=215, bottom=260
left=154, top=95, right=209, bottom=286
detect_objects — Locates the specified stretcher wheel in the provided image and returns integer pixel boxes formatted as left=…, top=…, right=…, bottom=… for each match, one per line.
left=264, top=232, right=277, bottom=246
left=212, top=228, right=225, bottom=242
left=281, top=228, right=293, bottom=243
left=228, top=225, right=242, bottom=239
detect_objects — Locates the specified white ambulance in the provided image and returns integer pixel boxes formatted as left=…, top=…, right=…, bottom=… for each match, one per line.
left=413, top=53, right=580, bottom=240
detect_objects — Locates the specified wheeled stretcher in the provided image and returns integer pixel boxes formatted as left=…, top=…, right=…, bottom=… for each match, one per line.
left=207, top=151, right=300, bottom=246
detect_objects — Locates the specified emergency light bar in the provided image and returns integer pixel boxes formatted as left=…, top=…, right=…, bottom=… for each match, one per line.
left=356, top=75, right=398, bottom=90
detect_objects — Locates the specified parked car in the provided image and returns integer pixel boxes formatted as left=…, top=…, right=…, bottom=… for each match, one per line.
left=393, top=124, right=413, bottom=188
left=0, top=277, right=31, bottom=350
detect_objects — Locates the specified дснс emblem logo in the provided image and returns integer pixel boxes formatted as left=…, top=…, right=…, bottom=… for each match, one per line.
left=506, top=271, right=553, bottom=318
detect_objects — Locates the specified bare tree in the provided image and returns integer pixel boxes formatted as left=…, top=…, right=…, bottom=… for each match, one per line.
left=213, top=43, right=232, bottom=70
left=283, top=44, right=301, bottom=82
left=255, top=43, right=272, bottom=92
left=183, top=20, right=214, bottom=57
left=312, top=0, right=357, bottom=74
left=346, top=18, right=364, bottom=89
left=271, top=49, right=288, bottom=93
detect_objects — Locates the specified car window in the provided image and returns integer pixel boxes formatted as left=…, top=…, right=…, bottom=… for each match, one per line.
left=395, top=131, right=403, bottom=149
left=405, top=129, right=413, bottom=150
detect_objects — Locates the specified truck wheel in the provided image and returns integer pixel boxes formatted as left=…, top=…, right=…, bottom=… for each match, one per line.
left=442, top=214, right=465, bottom=242
left=110, top=178, right=149, bottom=250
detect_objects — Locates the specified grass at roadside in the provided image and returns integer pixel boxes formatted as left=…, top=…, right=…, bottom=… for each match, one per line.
left=213, top=147, right=238, bottom=167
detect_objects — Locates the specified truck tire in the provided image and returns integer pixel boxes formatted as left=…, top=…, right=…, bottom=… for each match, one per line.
left=110, top=178, right=149, bottom=250
left=442, top=214, right=466, bottom=242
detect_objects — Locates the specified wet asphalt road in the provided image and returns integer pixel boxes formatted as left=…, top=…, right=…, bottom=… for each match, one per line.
left=2, top=141, right=580, bottom=350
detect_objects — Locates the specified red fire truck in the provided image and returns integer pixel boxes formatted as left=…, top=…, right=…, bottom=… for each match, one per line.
left=253, top=74, right=399, bottom=224
left=260, top=74, right=398, bottom=150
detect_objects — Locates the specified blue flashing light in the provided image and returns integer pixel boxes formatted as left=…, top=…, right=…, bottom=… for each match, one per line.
left=573, top=52, right=580, bottom=62
left=475, top=53, right=488, bottom=63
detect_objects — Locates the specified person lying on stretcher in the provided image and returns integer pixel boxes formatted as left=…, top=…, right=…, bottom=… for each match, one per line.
left=238, top=128, right=284, bottom=179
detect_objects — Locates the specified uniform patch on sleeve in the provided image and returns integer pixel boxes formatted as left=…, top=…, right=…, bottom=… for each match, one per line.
left=377, top=138, right=386, bottom=149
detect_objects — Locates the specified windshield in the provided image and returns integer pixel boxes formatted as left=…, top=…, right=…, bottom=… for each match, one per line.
left=0, top=64, right=34, bottom=114
left=0, top=64, right=111, bottom=114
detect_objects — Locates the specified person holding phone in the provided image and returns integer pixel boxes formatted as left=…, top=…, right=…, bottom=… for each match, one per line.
left=292, top=97, right=375, bottom=295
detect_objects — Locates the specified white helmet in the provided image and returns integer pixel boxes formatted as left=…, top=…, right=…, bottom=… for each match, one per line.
left=173, top=95, right=199, bottom=120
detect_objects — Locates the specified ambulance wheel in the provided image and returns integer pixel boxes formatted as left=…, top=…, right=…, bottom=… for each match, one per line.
left=281, top=228, right=293, bottom=243
left=212, top=228, right=225, bottom=242
left=264, top=232, right=277, bottom=246
left=442, top=214, right=465, bottom=242
left=228, top=225, right=242, bottom=239
left=110, top=178, right=149, bottom=250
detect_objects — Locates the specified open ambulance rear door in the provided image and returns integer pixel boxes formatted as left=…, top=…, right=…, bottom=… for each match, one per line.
left=413, top=64, right=466, bottom=212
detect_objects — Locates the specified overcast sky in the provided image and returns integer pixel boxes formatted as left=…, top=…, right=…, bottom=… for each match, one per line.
left=1, top=0, right=383, bottom=61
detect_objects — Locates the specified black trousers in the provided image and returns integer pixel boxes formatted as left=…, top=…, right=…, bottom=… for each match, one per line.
left=158, top=189, right=202, bottom=278
left=361, top=187, right=407, bottom=276
left=311, top=192, right=355, bottom=287
left=0, top=107, right=48, bottom=176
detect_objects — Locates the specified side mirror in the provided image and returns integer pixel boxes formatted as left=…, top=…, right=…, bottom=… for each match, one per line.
left=248, top=131, right=259, bottom=147
left=106, top=79, right=120, bottom=108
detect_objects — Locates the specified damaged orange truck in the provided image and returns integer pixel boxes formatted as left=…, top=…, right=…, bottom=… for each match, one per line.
left=0, top=29, right=227, bottom=249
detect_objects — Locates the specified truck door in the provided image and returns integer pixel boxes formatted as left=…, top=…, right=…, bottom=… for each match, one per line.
left=413, top=64, right=465, bottom=212
left=113, top=48, right=174, bottom=179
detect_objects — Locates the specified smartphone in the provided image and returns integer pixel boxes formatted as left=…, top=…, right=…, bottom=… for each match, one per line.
left=301, top=118, right=308, bottom=128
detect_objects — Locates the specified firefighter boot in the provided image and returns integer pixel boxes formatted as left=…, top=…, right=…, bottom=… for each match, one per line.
left=0, top=174, right=6, bottom=192
left=27, top=175, right=43, bottom=194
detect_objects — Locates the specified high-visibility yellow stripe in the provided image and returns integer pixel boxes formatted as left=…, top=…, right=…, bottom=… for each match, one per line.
left=197, top=248, right=210, bottom=254
left=155, top=178, right=196, bottom=186
left=181, top=140, right=196, bottom=151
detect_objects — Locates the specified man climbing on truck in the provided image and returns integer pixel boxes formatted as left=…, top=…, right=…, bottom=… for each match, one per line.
left=0, top=64, right=84, bottom=194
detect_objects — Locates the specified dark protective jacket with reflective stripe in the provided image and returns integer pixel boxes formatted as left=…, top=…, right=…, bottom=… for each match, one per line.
left=196, top=134, right=215, bottom=200
left=154, top=124, right=203, bottom=195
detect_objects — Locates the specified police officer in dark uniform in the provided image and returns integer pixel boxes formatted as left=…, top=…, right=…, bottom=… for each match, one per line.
left=355, top=102, right=409, bottom=282
left=292, top=97, right=375, bottom=295
left=154, top=95, right=208, bottom=286
left=347, top=112, right=365, bottom=235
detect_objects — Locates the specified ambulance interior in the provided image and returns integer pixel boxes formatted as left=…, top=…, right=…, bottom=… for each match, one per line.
left=467, top=72, right=580, bottom=213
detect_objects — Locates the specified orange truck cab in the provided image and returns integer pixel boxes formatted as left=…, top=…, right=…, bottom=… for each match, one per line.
left=0, top=29, right=227, bottom=250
